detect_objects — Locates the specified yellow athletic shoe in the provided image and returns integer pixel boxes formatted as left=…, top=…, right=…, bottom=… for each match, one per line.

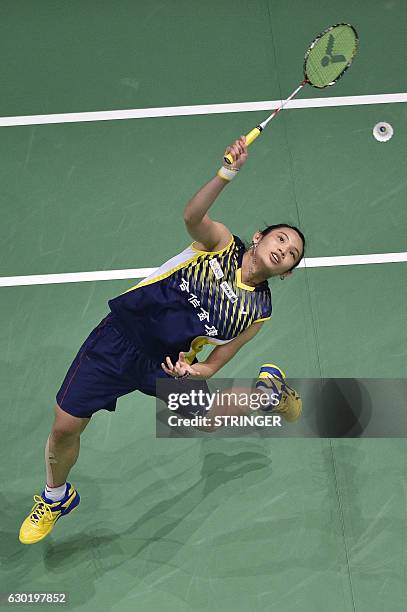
left=256, top=364, right=302, bottom=422
left=19, top=483, right=80, bottom=544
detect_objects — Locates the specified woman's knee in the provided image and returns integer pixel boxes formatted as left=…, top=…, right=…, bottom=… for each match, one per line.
left=51, top=404, right=90, bottom=439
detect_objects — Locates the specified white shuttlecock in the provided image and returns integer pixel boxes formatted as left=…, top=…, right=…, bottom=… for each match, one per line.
left=373, top=122, right=394, bottom=142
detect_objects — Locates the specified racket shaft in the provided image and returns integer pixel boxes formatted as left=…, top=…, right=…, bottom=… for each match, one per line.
left=223, top=81, right=306, bottom=165
left=261, top=82, right=305, bottom=129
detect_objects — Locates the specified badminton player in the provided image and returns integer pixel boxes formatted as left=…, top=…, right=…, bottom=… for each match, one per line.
left=19, top=136, right=305, bottom=544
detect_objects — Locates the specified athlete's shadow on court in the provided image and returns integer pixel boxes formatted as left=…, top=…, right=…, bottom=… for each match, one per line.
left=40, top=444, right=271, bottom=607
left=189, top=443, right=407, bottom=587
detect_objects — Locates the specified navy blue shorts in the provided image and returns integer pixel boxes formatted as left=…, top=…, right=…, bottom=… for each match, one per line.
left=56, top=313, right=209, bottom=419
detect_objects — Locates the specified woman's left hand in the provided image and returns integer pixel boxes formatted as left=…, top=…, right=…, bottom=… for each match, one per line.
left=161, top=352, right=200, bottom=378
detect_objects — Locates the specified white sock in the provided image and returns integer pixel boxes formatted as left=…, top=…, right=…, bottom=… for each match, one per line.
left=44, top=483, right=67, bottom=502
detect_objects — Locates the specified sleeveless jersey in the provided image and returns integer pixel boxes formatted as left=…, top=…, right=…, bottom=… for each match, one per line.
left=108, top=235, right=272, bottom=363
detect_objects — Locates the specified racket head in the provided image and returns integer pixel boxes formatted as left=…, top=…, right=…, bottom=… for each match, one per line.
left=303, top=23, right=359, bottom=88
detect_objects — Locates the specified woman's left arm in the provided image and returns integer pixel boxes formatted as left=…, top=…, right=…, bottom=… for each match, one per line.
left=198, top=321, right=264, bottom=377
left=161, top=322, right=264, bottom=379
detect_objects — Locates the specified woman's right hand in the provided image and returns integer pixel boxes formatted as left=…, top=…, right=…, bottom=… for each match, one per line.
left=223, top=135, right=248, bottom=170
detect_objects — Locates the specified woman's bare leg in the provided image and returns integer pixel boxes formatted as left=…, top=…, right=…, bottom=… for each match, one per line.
left=45, top=404, right=90, bottom=487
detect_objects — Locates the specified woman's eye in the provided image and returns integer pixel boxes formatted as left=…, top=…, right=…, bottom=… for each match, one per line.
left=279, top=236, right=284, bottom=242
left=290, top=251, right=295, bottom=259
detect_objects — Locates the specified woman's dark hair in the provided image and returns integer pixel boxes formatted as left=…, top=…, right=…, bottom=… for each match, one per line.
left=255, top=223, right=306, bottom=271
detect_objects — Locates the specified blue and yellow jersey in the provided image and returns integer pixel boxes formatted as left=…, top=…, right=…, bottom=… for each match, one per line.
left=108, top=235, right=272, bottom=363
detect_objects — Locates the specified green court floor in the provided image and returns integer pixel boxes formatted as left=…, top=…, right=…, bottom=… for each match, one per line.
left=1, top=1, right=406, bottom=610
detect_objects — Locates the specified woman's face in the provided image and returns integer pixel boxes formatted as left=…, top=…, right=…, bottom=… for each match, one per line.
left=253, top=227, right=304, bottom=277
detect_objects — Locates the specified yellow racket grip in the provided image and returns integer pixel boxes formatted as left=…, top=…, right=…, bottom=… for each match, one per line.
left=223, top=126, right=262, bottom=165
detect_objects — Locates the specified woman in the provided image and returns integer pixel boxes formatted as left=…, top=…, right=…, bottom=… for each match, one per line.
left=19, top=136, right=305, bottom=544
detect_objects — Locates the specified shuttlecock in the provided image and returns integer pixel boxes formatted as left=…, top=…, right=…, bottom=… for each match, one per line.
left=373, top=122, right=394, bottom=142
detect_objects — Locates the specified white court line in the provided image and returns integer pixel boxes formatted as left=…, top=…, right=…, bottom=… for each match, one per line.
left=0, top=268, right=157, bottom=288
left=0, top=93, right=406, bottom=127
left=1, top=253, right=406, bottom=287
left=297, top=252, right=407, bottom=268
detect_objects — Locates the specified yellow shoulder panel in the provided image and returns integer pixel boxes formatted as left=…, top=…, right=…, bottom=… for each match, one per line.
left=191, top=235, right=234, bottom=255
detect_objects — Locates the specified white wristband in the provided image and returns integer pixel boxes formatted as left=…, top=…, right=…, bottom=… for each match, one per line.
left=217, top=166, right=239, bottom=182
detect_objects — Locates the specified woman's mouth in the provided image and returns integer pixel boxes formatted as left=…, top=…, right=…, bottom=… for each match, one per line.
left=270, top=252, right=280, bottom=264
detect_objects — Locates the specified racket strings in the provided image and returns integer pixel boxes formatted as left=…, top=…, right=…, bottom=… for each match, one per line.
left=305, top=24, right=358, bottom=88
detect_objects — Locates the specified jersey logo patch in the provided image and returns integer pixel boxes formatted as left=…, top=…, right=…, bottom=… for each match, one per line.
left=209, top=257, right=224, bottom=279
left=220, top=281, right=238, bottom=303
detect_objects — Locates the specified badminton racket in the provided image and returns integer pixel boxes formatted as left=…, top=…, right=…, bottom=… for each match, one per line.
left=224, top=23, right=359, bottom=164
